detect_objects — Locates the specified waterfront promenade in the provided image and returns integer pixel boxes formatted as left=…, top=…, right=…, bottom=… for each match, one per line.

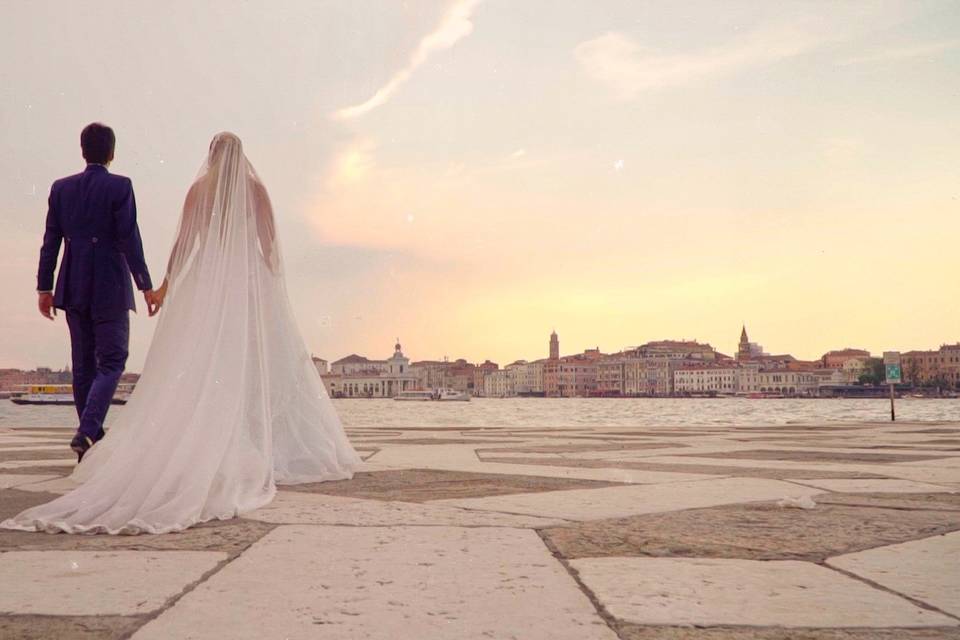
left=1, top=419, right=958, bottom=639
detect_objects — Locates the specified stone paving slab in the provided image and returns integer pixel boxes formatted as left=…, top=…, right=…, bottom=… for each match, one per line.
left=481, top=455, right=888, bottom=480
left=613, top=624, right=960, bottom=639
left=434, top=478, right=824, bottom=521
left=0, top=551, right=226, bottom=615
left=281, top=468, right=619, bottom=502
left=785, top=479, right=954, bottom=493
left=0, top=475, right=59, bottom=490
left=0, top=466, right=75, bottom=476
left=897, top=456, right=960, bottom=468
left=0, top=614, right=146, bottom=640
left=678, top=449, right=952, bottom=463
left=0, top=450, right=82, bottom=462
left=636, top=455, right=960, bottom=484
left=8, top=476, right=77, bottom=494
left=540, top=498, right=960, bottom=561
left=246, top=490, right=567, bottom=528
left=362, top=458, right=721, bottom=485
left=569, top=557, right=956, bottom=627
left=0, top=459, right=77, bottom=470
left=132, top=525, right=618, bottom=640
left=828, top=532, right=960, bottom=617
left=814, top=491, right=960, bottom=511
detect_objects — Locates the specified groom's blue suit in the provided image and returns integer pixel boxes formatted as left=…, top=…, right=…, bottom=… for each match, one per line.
left=38, top=164, right=152, bottom=442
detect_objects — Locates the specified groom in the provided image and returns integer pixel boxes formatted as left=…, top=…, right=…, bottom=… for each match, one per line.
left=37, top=123, right=160, bottom=461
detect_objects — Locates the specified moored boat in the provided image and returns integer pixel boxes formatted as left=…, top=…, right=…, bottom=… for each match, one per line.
left=9, top=383, right=134, bottom=406
left=394, top=390, right=435, bottom=401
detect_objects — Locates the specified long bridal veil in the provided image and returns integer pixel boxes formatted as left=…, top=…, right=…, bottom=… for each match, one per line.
left=2, top=133, right=360, bottom=534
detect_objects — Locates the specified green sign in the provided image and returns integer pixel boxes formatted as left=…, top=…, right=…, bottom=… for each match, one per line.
left=885, top=363, right=902, bottom=384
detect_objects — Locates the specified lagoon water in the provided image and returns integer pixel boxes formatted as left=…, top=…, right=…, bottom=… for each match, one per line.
left=2, top=397, right=957, bottom=431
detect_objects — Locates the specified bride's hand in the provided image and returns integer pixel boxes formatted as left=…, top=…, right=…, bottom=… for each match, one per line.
left=156, top=279, right=169, bottom=308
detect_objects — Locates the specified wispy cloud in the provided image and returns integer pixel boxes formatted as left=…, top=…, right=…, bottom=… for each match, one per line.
left=574, top=27, right=824, bottom=98
left=840, top=39, right=960, bottom=66
left=332, top=0, right=483, bottom=120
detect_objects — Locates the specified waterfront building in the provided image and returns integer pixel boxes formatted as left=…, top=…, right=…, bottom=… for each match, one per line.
left=504, top=360, right=528, bottom=396
left=596, top=354, right=627, bottom=396
left=484, top=368, right=514, bottom=398
left=311, top=356, right=328, bottom=375
left=523, top=360, right=546, bottom=395
left=840, top=357, right=870, bottom=383
left=757, top=370, right=818, bottom=396
left=820, top=348, right=872, bottom=369
left=901, top=344, right=960, bottom=389
left=472, top=360, right=498, bottom=397
left=638, top=339, right=718, bottom=362
left=544, top=348, right=603, bottom=397
left=321, top=340, right=419, bottom=398
left=812, top=368, right=848, bottom=392
left=674, top=364, right=741, bottom=395
left=623, top=358, right=675, bottom=395
left=0, top=367, right=72, bottom=392
left=737, top=362, right=760, bottom=394
left=409, top=358, right=476, bottom=393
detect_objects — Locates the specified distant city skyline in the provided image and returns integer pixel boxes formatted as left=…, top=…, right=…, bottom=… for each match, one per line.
left=7, top=325, right=956, bottom=376
left=2, top=1, right=959, bottom=370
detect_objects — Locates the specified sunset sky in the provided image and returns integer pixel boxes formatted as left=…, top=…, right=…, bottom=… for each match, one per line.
left=2, top=1, right=958, bottom=371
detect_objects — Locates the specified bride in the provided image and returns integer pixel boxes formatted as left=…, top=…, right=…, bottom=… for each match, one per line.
left=2, top=133, right=361, bottom=534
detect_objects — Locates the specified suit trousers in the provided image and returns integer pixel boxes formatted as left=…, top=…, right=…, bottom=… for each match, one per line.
left=65, top=307, right=129, bottom=441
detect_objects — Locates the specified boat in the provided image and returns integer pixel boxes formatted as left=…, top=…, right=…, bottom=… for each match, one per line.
left=394, top=390, right=435, bottom=401
left=9, top=383, right=133, bottom=406
left=393, top=388, right=471, bottom=402
left=435, top=387, right=470, bottom=402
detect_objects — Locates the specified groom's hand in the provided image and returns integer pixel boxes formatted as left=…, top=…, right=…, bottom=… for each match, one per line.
left=144, top=290, right=161, bottom=317
left=37, top=292, right=55, bottom=320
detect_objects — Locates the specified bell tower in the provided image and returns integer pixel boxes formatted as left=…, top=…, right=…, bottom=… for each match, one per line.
left=549, top=330, right=559, bottom=360
left=738, top=325, right=750, bottom=361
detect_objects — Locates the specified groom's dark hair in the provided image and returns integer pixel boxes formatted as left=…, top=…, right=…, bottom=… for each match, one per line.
left=80, top=122, right=116, bottom=164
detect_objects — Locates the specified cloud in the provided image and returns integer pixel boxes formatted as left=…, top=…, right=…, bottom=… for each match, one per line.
left=574, top=27, right=823, bottom=98
left=332, top=0, right=483, bottom=120
left=840, top=39, right=960, bottom=66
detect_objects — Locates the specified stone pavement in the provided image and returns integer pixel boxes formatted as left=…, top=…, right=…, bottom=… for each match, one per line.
left=1, top=420, right=959, bottom=639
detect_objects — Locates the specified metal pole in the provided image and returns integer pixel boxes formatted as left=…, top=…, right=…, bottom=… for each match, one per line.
left=889, top=383, right=896, bottom=422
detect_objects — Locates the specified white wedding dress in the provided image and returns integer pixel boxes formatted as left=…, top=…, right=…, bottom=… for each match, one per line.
left=2, top=133, right=361, bottom=534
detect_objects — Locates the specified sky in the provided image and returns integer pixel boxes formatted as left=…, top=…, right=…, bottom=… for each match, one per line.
left=1, top=0, right=958, bottom=371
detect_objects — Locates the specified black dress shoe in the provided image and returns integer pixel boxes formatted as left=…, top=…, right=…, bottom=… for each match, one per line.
left=70, top=433, right=94, bottom=462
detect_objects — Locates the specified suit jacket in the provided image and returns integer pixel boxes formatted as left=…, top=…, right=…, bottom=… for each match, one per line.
left=37, top=164, right=152, bottom=314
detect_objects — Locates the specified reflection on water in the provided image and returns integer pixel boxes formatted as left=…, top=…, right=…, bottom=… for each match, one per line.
left=2, top=397, right=957, bottom=430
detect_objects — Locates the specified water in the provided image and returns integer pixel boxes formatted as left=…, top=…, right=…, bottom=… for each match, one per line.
left=2, top=397, right=957, bottom=430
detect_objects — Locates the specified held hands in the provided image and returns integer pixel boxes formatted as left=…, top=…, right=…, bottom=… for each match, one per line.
left=143, top=277, right=170, bottom=316
left=144, top=288, right=162, bottom=316
left=38, top=292, right=56, bottom=320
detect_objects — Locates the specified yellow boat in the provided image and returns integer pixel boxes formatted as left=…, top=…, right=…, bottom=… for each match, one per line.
left=10, top=383, right=134, bottom=406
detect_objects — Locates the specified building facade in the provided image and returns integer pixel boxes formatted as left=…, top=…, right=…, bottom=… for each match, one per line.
left=820, top=348, right=872, bottom=369
left=321, top=341, right=419, bottom=398
left=901, top=344, right=960, bottom=389
left=472, top=360, right=498, bottom=397
left=757, top=370, right=818, bottom=396
left=543, top=349, right=603, bottom=397
left=674, top=364, right=741, bottom=395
